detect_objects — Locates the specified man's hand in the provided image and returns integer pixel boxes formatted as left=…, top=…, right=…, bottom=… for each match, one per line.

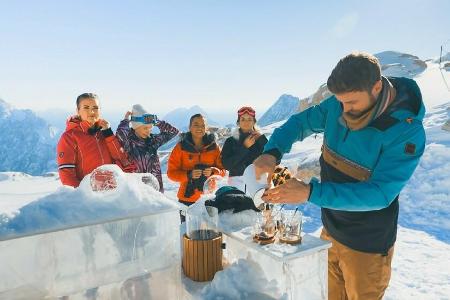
left=97, top=119, right=110, bottom=130
left=124, top=111, right=132, bottom=120
left=253, top=154, right=277, bottom=184
left=191, top=169, right=203, bottom=179
left=262, top=178, right=311, bottom=204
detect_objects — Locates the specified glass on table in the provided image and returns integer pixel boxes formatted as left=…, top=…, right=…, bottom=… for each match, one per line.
left=253, top=209, right=277, bottom=243
left=279, top=209, right=302, bottom=244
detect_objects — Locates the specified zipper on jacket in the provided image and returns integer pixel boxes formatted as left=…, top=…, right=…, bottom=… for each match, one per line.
left=343, top=128, right=350, bottom=143
left=95, top=134, right=105, bottom=164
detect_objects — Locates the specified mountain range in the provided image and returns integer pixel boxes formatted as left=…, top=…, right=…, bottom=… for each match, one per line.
left=2, top=50, right=448, bottom=175
left=0, top=99, right=58, bottom=175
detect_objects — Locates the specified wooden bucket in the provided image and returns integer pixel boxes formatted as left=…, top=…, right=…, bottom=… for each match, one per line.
left=182, top=231, right=223, bottom=282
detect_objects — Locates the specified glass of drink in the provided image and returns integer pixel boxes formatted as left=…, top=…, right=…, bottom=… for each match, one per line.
left=279, top=209, right=302, bottom=244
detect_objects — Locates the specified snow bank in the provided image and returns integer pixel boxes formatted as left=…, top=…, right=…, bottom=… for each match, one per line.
left=400, top=143, right=450, bottom=242
left=201, top=258, right=282, bottom=300
left=0, top=165, right=178, bottom=239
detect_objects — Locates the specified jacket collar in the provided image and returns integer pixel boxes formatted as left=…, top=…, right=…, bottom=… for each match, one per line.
left=180, top=132, right=217, bottom=153
left=65, top=116, right=97, bottom=134
left=383, top=76, right=424, bottom=121
left=231, top=128, right=251, bottom=142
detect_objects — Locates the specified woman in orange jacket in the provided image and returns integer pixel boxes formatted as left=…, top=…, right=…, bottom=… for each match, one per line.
left=57, top=93, right=135, bottom=187
left=167, top=113, right=225, bottom=206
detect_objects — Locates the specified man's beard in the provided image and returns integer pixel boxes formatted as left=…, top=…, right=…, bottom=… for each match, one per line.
left=346, top=95, right=377, bottom=118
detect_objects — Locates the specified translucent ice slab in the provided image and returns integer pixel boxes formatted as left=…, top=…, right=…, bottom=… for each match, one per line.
left=0, top=209, right=182, bottom=299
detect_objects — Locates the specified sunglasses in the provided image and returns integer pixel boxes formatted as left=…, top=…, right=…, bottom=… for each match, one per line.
left=131, top=114, right=159, bottom=125
left=238, top=107, right=256, bottom=117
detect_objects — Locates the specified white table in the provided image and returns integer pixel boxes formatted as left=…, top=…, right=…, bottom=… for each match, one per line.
left=223, top=226, right=331, bottom=300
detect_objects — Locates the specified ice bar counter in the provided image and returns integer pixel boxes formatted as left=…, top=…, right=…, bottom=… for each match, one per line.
left=0, top=209, right=330, bottom=299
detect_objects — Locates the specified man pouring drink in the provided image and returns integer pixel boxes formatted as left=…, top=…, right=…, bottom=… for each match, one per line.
left=253, top=52, right=425, bottom=300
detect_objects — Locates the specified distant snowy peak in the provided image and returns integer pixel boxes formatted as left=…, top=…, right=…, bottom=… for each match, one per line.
left=163, top=105, right=219, bottom=131
left=258, top=94, right=300, bottom=126
left=0, top=98, right=57, bottom=140
left=0, top=99, right=58, bottom=175
left=299, top=83, right=332, bottom=112
left=376, top=51, right=427, bottom=78
left=158, top=105, right=224, bottom=153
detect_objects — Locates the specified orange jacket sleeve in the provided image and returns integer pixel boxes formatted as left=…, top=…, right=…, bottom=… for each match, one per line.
left=57, top=132, right=81, bottom=187
left=167, top=143, right=189, bottom=182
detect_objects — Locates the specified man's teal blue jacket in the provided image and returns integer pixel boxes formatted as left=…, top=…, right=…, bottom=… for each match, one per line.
left=263, top=77, right=426, bottom=254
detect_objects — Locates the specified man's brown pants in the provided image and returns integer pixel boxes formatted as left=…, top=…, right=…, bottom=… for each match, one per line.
left=321, top=229, right=394, bottom=300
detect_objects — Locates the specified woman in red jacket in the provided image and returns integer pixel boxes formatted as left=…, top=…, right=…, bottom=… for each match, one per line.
left=57, top=93, right=135, bottom=187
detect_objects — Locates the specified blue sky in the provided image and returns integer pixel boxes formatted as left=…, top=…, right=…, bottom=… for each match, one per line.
left=0, top=0, right=449, bottom=118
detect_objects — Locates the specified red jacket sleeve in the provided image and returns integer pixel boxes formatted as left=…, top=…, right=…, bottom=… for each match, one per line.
left=57, top=132, right=81, bottom=187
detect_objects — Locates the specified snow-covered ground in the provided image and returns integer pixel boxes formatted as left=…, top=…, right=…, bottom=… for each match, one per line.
left=385, top=227, right=450, bottom=299
left=0, top=172, right=60, bottom=217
